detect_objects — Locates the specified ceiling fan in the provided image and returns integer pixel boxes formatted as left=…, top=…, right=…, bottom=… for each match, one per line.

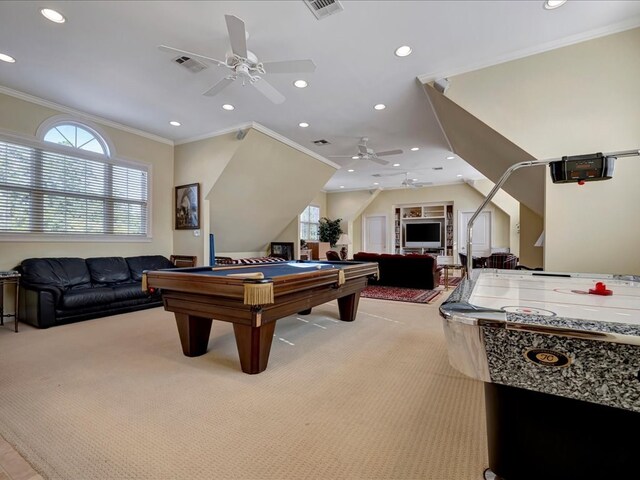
left=159, top=14, right=316, bottom=104
left=372, top=170, right=432, bottom=188
left=400, top=172, right=432, bottom=188
left=330, top=138, right=403, bottom=165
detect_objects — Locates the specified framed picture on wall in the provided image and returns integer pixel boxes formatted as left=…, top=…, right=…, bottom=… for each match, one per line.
left=175, top=183, right=200, bottom=230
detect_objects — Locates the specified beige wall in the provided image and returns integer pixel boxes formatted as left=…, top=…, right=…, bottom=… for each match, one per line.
left=175, top=129, right=335, bottom=262
left=519, top=204, right=544, bottom=269
left=448, top=28, right=640, bottom=274
left=0, top=92, right=174, bottom=270
left=340, top=183, right=510, bottom=257
left=174, top=131, right=240, bottom=264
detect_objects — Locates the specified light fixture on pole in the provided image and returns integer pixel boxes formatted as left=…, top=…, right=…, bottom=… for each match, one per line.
left=337, top=233, right=351, bottom=260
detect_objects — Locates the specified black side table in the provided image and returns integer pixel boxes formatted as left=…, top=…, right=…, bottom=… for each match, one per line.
left=0, top=271, right=20, bottom=332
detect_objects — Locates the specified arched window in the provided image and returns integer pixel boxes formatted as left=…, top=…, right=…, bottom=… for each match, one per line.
left=0, top=118, right=149, bottom=238
left=43, top=122, right=109, bottom=156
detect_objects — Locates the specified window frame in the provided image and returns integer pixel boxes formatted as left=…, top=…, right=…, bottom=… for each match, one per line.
left=0, top=127, right=152, bottom=242
left=300, top=204, right=320, bottom=242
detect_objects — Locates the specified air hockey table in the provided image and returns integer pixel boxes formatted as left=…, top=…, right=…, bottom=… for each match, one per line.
left=440, top=269, right=640, bottom=480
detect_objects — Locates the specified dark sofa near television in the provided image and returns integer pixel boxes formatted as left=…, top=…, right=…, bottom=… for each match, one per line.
left=352, top=252, right=440, bottom=290
left=17, top=255, right=177, bottom=329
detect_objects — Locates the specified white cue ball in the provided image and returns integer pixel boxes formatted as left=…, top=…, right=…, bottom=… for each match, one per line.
left=316, top=265, right=322, bottom=269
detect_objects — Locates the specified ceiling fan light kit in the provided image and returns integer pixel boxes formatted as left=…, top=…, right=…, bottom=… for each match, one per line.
left=160, top=14, right=316, bottom=104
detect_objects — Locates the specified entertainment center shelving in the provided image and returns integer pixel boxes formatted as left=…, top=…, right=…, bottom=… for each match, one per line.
left=394, top=203, right=454, bottom=261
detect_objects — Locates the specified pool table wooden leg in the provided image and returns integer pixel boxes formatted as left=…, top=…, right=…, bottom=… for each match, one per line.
left=233, top=322, right=277, bottom=374
left=337, top=292, right=361, bottom=322
left=175, top=313, right=213, bottom=357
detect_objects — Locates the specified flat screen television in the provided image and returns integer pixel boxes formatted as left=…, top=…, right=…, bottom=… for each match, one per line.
left=405, top=222, right=441, bottom=248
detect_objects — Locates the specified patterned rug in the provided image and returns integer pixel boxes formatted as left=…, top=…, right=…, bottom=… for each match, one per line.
left=444, top=276, right=462, bottom=287
left=361, top=285, right=442, bottom=304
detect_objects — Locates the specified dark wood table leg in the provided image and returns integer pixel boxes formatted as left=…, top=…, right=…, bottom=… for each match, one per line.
left=175, top=313, right=213, bottom=357
left=337, top=292, right=360, bottom=322
left=233, top=322, right=276, bottom=374
left=297, top=308, right=312, bottom=315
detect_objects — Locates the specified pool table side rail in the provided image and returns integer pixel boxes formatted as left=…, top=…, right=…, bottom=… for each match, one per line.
left=143, top=262, right=379, bottom=303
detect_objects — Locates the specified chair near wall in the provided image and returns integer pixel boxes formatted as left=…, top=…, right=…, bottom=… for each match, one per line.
left=325, top=250, right=341, bottom=261
left=459, top=253, right=488, bottom=269
left=485, top=252, right=519, bottom=269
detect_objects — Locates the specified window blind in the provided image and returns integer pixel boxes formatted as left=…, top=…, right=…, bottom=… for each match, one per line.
left=0, top=138, right=148, bottom=236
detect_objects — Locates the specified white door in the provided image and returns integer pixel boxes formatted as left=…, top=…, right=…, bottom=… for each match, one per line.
left=364, top=215, right=386, bottom=253
left=458, top=211, right=491, bottom=258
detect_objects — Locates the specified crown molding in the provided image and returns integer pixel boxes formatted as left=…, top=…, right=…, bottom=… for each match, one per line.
left=417, top=20, right=640, bottom=84
left=175, top=121, right=341, bottom=170
left=0, top=85, right=174, bottom=146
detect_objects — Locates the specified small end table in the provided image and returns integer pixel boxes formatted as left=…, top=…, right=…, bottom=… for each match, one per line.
left=442, top=264, right=465, bottom=290
left=0, top=271, right=20, bottom=332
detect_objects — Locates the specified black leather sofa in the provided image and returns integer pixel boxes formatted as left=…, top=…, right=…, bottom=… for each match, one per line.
left=17, top=255, right=175, bottom=328
left=353, top=252, right=440, bottom=290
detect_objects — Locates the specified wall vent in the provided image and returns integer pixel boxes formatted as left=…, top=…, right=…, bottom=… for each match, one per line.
left=313, top=139, right=330, bottom=145
left=432, top=167, right=444, bottom=171
left=303, top=0, right=344, bottom=20
left=174, top=55, right=208, bottom=74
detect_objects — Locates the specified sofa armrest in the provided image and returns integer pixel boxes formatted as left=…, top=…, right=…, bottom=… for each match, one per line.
left=19, top=285, right=60, bottom=328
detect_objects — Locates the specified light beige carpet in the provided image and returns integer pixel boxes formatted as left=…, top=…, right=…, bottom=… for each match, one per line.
left=0, top=293, right=487, bottom=479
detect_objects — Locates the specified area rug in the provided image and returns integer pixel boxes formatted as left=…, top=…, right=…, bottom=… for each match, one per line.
left=360, top=285, right=442, bottom=304
left=442, top=276, right=462, bottom=287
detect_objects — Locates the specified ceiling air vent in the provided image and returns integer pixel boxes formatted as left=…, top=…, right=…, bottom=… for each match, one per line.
left=304, top=0, right=344, bottom=20
left=173, top=55, right=208, bottom=74
left=313, top=139, right=330, bottom=145
left=432, top=167, right=444, bottom=171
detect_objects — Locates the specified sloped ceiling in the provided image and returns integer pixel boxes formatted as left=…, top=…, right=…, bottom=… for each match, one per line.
left=424, top=84, right=544, bottom=215
left=207, top=129, right=336, bottom=252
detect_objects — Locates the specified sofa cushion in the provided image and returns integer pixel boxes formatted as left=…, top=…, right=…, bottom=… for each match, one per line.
left=86, top=257, right=131, bottom=285
left=112, top=283, right=149, bottom=302
left=20, top=258, right=91, bottom=289
left=61, top=287, right=116, bottom=309
left=126, top=255, right=174, bottom=281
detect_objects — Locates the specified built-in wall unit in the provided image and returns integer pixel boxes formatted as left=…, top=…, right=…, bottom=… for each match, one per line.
left=394, top=203, right=453, bottom=261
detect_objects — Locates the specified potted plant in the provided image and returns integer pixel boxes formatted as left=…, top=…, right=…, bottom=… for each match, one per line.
left=319, top=217, right=343, bottom=247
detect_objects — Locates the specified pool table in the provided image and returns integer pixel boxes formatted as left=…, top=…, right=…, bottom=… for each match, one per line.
left=144, top=260, right=378, bottom=374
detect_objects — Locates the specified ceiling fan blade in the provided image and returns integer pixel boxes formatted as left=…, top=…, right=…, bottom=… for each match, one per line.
left=252, top=78, right=285, bottom=104
left=370, top=156, right=390, bottom=165
left=203, top=77, right=235, bottom=97
left=262, top=59, right=316, bottom=74
left=376, top=149, right=403, bottom=157
left=225, top=15, right=248, bottom=59
left=159, top=45, right=227, bottom=66
left=328, top=155, right=358, bottom=158
left=371, top=171, right=406, bottom=177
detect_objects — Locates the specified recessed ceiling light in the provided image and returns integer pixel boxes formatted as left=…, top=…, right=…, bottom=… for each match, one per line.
left=293, top=80, right=308, bottom=88
left=41, top=8, right=66, bottom=23
left=374, top=104, right=386, bottom=110
left=373, top=182, right=379, bottom=186
left=394, top=45, right=412, bottom=57
left=0, top=53, right=16, bottom=63
left=222, top=104, right=234, bottom=111
left=169, top=121, right=181, bottom=126
left=457, top=174, right=463, bottom=177
left=410, top=147, right=419, bottom=151
left=412, top=178, right=418, bottom=182
left=352, top=156, right=359, bottom=160
left=340, top=185, right=345, bottom=189
left=347, top=169, right=354, bottom=173
left=446, top=156, right=455, bottom=160
left=393, top=163, right=400, bottom=167
left=543, top=0, right=567, bottom=9
left=298, top=122, right=309, bottom=128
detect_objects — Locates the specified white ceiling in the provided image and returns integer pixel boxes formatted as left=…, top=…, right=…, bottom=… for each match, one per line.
left=1, top=1, right=639, bottom=192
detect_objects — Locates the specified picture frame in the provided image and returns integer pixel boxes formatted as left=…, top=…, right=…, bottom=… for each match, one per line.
left=175, top=183, right=200, bottom=230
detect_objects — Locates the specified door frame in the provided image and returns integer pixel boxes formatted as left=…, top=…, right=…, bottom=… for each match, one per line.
left=362, top=214, right=388, bottom=253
